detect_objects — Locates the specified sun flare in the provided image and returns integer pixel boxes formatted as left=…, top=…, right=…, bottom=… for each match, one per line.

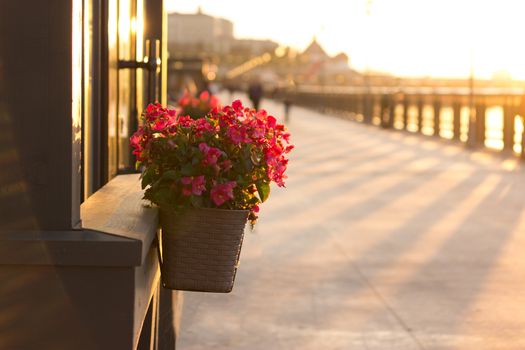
left=167, top=0, right=525, bottom=80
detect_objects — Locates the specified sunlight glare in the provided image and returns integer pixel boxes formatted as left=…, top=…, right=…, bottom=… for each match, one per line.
left=167, top=0, right=525, bottom=79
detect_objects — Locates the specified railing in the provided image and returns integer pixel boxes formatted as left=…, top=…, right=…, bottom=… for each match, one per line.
left=281, top=85, right=525, bottom=159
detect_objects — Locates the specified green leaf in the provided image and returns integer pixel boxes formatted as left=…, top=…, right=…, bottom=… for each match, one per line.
left=240, top=147, right=254, bottom=172
left=153, top=186, right=171, bottom=205
left=162, top=170, right=177, bottom=180
left=141, top=168, right=155, bottom=189
left=180, top=163, right=194, bottom=176
left=256, top=181, right=271, bottom=203
left=248, top=196, right=260, bottom=205
left=190, top=195, right=203, bottom=208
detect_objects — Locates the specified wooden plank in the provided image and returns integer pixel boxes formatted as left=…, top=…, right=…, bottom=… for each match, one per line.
left=453, top=101, right=461, bottom=140
left=133, top=243, right=161, bottom=348
left=81, top=174, right=158, bottom=265
left=0, top=174, right=157, bottom=267
left=0, top=229, right=139, bottom=266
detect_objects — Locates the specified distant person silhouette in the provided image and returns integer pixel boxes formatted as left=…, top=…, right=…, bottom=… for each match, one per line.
left=281, top=83, right=295, bottom=123
left=248, top=81, right=263, bottom=110
left=284, top=95, right=292, bottom=123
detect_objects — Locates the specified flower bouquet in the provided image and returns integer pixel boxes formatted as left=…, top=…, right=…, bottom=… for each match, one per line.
left=130, top=100, right=292, bottom=292
left=177, top=91, right=219, bottom=119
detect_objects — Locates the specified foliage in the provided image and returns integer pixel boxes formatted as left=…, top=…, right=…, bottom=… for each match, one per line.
left=130, top=100, right=293, bottom=224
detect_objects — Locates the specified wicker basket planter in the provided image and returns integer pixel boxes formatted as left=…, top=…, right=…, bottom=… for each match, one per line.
left=158, top=207, right=249, bottom=293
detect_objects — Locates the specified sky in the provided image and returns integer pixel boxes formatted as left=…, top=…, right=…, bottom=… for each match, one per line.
left=166, top=0, right=525, bottom=79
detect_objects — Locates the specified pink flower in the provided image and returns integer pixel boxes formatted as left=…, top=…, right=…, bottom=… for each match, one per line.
left=226, top=126, right=250, bottom=144
left=199, top=143, right=222, bottom=165
left=199, top=142, right=210, bottom=153
left=181, top=177, right=192, bottom=186
left=248, top=119, right=267, bottom=139
left=131, top=99, right=293, bottom=224
left=191, top=175, right=206, bottom=195
left=267, top=158, right=288, bottom=187
left=181, top=175, right=207, bottom=196
left=219, top=159, right=232, bottom=172
left=210, top=181, right=237, bottom=206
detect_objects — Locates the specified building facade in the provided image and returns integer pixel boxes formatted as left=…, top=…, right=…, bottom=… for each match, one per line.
left=168, top=8, right=234, bottom=55
left=0, top=0, right=179, bottom=348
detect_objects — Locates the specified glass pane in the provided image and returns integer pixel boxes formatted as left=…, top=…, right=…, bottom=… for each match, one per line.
left=118, top=0, right=132, bottom=171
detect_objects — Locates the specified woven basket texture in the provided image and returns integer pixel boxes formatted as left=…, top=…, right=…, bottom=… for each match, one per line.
left=159, top=207, right=248, bottom=293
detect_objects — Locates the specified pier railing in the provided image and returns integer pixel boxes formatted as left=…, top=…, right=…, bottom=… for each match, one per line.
left=281, top=85, right=525, bottom=159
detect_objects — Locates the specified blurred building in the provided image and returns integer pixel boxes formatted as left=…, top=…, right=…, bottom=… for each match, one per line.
left=0, top=0, right=179, bottom=348
left=167, top=11, right=363, bottom=88
left=167, top=8, right=281, bottom=96
left=295, top=37, right=356, bottom=85
left=300, top=37, right=329, bottom=64
left=168, top=7, right=234, bottom=55
left=231, top=39, right=279, bottom=57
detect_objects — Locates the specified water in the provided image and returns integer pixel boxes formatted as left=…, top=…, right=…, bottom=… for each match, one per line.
left=370, top=103, right=524, bottom=154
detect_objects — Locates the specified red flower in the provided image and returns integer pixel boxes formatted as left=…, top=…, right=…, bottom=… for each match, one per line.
left=177, top=115, right=193, bottom=128
left=209, top=95, right=219, bottom=109
left=267, top=115, right=277, bottom=128
left=210, top=181, right=236, bottom=206
left=199, top=91, right=210, bottom=101
left=130, top=130, right=143, bottom=149
left=194, top=118, right=215, bottom=137
left=130, top=130, right=145, bottom=159
left=178, top=92, right=192, bottom=107
left=232, top=99, right=243, bottom=111
left=152, top=119, right=168, bottom=132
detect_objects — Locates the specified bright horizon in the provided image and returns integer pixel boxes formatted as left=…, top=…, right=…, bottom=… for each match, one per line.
left=167, top=0, right=525, bottom=80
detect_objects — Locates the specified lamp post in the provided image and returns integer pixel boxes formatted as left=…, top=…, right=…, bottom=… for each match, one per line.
left=363, top=0, right=373, bottom=123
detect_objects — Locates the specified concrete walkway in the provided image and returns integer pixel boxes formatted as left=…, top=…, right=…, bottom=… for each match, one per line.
left=177, top=96, right=525, bottom=350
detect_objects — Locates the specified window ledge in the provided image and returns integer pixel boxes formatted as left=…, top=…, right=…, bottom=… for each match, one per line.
left=0, top=174, right=158, bottom=267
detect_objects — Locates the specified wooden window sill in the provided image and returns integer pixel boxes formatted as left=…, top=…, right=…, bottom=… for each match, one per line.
left=0, top=174, right=158, bottom=267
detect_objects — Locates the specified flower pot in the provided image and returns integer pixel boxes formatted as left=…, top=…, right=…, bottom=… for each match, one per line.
left=158, top=207, right=249, bottom=293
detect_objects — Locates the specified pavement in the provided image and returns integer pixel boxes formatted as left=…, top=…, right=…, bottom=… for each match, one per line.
left=176, top=95, right=525, bottom=350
